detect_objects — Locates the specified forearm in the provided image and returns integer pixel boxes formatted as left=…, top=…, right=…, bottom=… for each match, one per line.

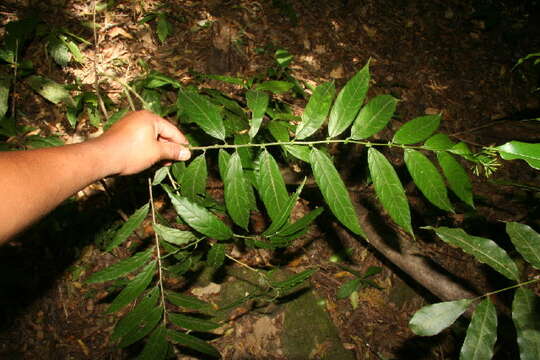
left=0, top=139, right=116, bottom=243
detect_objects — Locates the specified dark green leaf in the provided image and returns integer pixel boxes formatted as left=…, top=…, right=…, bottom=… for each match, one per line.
left=218, top=149, right=231, bottom=181
left=224, top=152, right=251, bottom=229
left=272, top=269, right=317, bottom=290
left=207, top=243, right=226, bottom=268
left=24, top=135, right=64, bottom=149
left=164, top=187, right=232, bottom=240
left=367, top=148, right=413, bottom=235
left=112, top=287, right=159, bottom=341
left=107, top=260, right=156, bottom=313
left=171, top=162, right=186, bottom=185
left=404, top=149, right=453, bottom=212
left=275, top=48, right=293, bottom=68
left=104, top=108, right=128, bottom=130
left=263, top=178, right=305, bottom=236
left=169, top=313, right=220, bottom=332
left=350, top=95, right=397, bottom=139
left=425, top=227, right=520, bottom=281
left=255, top=80, right=294, bottom=94
left=424, top=133, right=455, bottom=150
left=393, top=115, right=441, bottom=145
left=27, top=75, right=75, bottom=107
left=328, top=61, right=370, bottom=138
left=177, top=89, right=225, bottom=140
left=153, top=223, right=196, bottom=246
left=152, top=166, right=169, bottom=186
left=246, top=90, right=269, bottom=138
left=106, top=203, right=149, bottom=251
left=85, top=248, right=153, bottom=284
left=156, top=13, right=171, bottom=43
left=296, top=81, right=336, bottom=139
left=145, top=71, right=181, bottom=89
left=507, top=222, right=540, bottom=270
left=0, top=77, right=11, bottom=119
left=460, top=298, right=497, bottom=360
left=409, top=299, right=473, bottom=336
left=496, top=141, right=540, bottom=170
left=181, top=154, right=207, bottom=200
left=48, top=36, right=71, bottom=66
left=512, top=287, right=540, bottom=360
left=139, top=326, right=168, bottom=360
left=278, top=207, right=324, bottom=237
left=268, top=121, right=290, bottom=142
left=167, top=330, right=220, bottom=358
left=166, top=291, right=211, bottom=311
left=311, top=148, right=364, bottom=237
left=363, top=266, right=382, bottom=278
left=337, top=278, right=362, bottom=299
left=437, top=152, right=474, bottom=207
left=284, top=144, right=311, bottom=163
left=118, top=306, right=163, bottom=347
left=257, top=150, right=290, bottom=223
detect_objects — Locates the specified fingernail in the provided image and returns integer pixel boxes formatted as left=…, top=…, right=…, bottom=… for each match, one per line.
left=178, top=148, right=191, bottom=161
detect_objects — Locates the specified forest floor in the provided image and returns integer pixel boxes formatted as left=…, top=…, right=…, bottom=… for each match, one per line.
left=0, top=0, right=539, bottom=359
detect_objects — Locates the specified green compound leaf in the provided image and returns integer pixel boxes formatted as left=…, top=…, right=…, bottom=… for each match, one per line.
left=139, top=326, right=168, bottom=360
left=119, top=305, right=163, bottom=348
left=255, top=80, right=294, bottom=94
left=393, top=114, right=441, bottom=145
left=263, top=178, right=305, bottom=236
left=512, top=287, right=540, bottom=360
left=337, top=278, right=362, bottom=299
left=181, top=153, right=207, bottom=201
left=311, top=148, right=365, bottom=237
left=177, top=89, right=225, bottom=140
left=85, top=248, right=153, bottom=284
left=425, top=227, right=520, bottom=281
left=437, top=152, right=474, bottom=208
left=296, top=81, right=335, bottom=140
left=112, top=287, right=159, bottom=341
left=166, top=291, right=211, bottom=311
left=460, top=298, right=497, bottom=360
left=424, top=133, right=455, bottom=150
left=404, top=149, right=453, bottom=212
left=409, top=298, right=473, bottom=336
left=271, top=268, right=317, bottom=290
left=224, top=152, right=251, bottom=229
left=107, top=260, right=156, bottom=314
left=496, top=141, right=540, bottom=170
left=367, top=148, right=413, bottom=236
left=351, top=94, right=397, bottom=140
left=506, top=222, right=540, bottom=270
left=246, top=90, right=269, bottom=138
left=167, top=330, right=220, bottom=358
left=153, top=223, right=197, bottom=246
left=207, top=243, right=226, bottom=268
left=284, top=144, right=311, bottom=163
left=328, top=61, right=370, bottom=138
left=106, top=203, right=149, bottom=251
left=156, top=13, right=172, bottom=43
left=27, top=75, right=75, bottom=107
left=0, top=76, right=11, bottom=119
left=169, top=313, right=220, bottom=332
left=257, top=150, right=290, bottom=223
left=164, top=187, right=232, bottom=240
left=48, top=35, right=71, bottom=66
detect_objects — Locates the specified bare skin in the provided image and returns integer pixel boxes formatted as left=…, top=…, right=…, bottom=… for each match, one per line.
left=0, top=110, right=190, bottom=244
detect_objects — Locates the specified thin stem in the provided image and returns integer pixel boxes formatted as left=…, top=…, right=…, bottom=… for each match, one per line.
left=474, top=277, right=540, bottom=302
left=11, top=39, right=18, bottom=120
left=99, top=73, right=149, bottom=108
left=148, top=178, right=167, bottom=326
left=93, top=0, right=109, bottom=119
left=225, top=253, right=260, bottom=274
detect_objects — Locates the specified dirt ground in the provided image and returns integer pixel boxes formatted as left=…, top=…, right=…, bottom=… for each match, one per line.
left=0, top=0, right=539, bottom=359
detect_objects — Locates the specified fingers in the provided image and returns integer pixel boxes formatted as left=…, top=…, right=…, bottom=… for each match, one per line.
left=158, top=140, right=191, bottom=161
left=155, top=117, right=189, bottom=146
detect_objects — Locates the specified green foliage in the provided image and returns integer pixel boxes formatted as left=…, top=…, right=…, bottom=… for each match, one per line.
left=460, top=299, right=497, bottom=360
left=512, top=287, right=540, bottom=360
left=336, top=266, right=382, bottom=300
left=409, top=298, right=473, bottom=336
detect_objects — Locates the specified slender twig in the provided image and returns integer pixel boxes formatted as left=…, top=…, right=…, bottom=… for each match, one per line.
left=99, top=73, right=149, bottom=108
left=10, top=39, right=18, bottom=120
left=148, top=178, right=167, bottom=326
left=93, top=0, right=109, bottom=119
left=474, top=277, right=540, bottom=302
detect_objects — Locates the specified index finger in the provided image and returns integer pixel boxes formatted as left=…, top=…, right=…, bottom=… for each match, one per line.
left=156, top=117, right=189, bottom=145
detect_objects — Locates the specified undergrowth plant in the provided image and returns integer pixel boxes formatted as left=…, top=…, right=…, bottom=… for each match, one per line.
left=84, top=56, right=540, bottom=359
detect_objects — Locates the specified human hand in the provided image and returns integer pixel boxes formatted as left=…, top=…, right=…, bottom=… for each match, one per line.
left=95, top=110, right=191, bottom=175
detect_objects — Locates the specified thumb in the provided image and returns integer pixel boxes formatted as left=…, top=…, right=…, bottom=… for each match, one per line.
left=159, top=141, right=191, bottom=161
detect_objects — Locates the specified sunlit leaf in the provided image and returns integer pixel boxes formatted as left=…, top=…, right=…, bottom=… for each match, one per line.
left=169, top=313, right=220, bottom=332
left=181, top=154, right=207, bottom=200
left=107, top=260, right=156, bottom=313
left=164, top=187, right=232, bottom=240
left=268, top=121, right=290, bottom=142
left=275, top=48, right=293, bottom=68
left=437, top=152, right=474, bottom=208
left=112, top=287, right=159, bottom=341
left=409, top=298, right=473, bottom=336
left=167, top=330, right=220, bottom=358
left=27, top=75, right=75, bottom=107
left=460, top=298, right=497, bottom=360
left=311, top=148, right=365, bottom=237
left=153, top=223, right=196, bottom=246
left=255, top=80, right=294, bottom=93
left=393, top=114, right=441, bottom=145
left=63, top=38, right=85, bottom=63
left=166, top=291, right=211, bottom=311
left=145, top=71, right=181, bottom=89
left=425, top=227, right=520, bottom=281
left=224, top=152, right=251, bottom=229
left=257, top=150, right=290, bottom=223
left=152, top=166, right=169, bottom=186
left=106, top=203, right=149, bottom=251
left=350, top=95, right=397, bottom=139
left=48, top=36, right=71, bottom=66
left=506, top=222, right=540, bottom=270
left=0, top=77, right=11, bottom=119
left=177, top=89, right=225, bottom=140
left=85, top=248, right=153, bottom=284
left=404, top=149, right=453, bottom=212
left=367, top=148, right=413, bottom=235
left=246, top=90, right=269, bottom=138
left=512, top=287, right=540, bottom=360
left=496, top=141, right=540, bottom=170
left=328, top=61, right=370, bottom=138
left=139, top=326, right=168, bottom=360
left=118, top=306, right=162, bottom=347
left=296, top=81, right=335, bottom=139
left=207, top=243, right=226, bottom=268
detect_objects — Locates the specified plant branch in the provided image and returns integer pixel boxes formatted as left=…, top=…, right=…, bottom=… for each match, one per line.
left=93, top=0, right=109, bottom=119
